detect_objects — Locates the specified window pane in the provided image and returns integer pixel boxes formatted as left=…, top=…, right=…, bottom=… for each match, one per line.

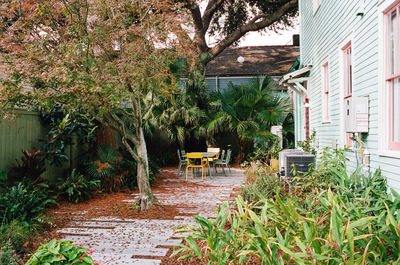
left=393, top=78, right=400, bottom=142
left=343, top=47, right=352, bottom=97
left=348, top=48, right=352, bottom=95
left=389, top=10, right=396, bottom=75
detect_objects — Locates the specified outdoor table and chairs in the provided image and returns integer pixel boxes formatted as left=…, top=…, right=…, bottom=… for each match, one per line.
left=177, top=149, right=187, bottom=176
left=185, top=152, right=212, bottom=181
left=214, top=149, right=232, bottom=175
left=178, top=148, right=232, bottom=180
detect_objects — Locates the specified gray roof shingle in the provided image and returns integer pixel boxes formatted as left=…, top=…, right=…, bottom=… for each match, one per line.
left=205, top=45, right=300, bottom=77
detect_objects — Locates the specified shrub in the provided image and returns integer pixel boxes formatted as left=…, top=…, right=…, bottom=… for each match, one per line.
left=57, top=169, right=100, bottom=203
left=0, top=241, right=21, bottom=265
left=241, top=165, right=286, bottom=203
left=0, top=183, right=55, bottom=223
left=0, top=221, right=32, bottom=253
left=26, top=239, right=97, bottom=265
left=0, top=170, right=7, bottom=193
left=8, top=150, right=45, bottom=186
left=85, top=145, right=123, bottom=193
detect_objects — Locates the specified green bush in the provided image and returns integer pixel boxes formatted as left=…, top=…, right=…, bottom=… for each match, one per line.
left=26, top=239, right=97, bottom=265
left=241, top=165, right=286, bottom=203
left=0, top=241, right=21, bottom=265
left=0, top=183, right=55, bottom=224
left=0, top=221, right=32, bottom=252
left=57, top=169, right=100, bottom=203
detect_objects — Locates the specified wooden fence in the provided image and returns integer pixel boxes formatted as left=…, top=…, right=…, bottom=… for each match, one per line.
left=0, top=110, right=75, bottom=182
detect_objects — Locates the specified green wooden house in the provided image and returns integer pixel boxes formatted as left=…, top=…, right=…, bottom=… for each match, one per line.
left=281, top=0, right=400, bottom=190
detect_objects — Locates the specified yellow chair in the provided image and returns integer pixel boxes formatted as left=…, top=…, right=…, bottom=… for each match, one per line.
left=185, top=153, right=208, bottom=181
left=206, top=147, right=220, bottom=162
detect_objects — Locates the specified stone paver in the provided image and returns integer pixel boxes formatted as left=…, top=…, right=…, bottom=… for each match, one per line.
left=57, top=167, right=244, bottom=264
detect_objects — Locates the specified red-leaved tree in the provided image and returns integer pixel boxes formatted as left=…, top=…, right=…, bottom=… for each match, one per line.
left=0, top=0, right=194, bottom=209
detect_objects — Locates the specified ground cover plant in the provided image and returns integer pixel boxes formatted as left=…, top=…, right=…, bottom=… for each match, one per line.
left=57, top=169, right=100, bottom=203
left=26, top=239, right=97, bottom=265
left=173, top=148, right=400, bottom=264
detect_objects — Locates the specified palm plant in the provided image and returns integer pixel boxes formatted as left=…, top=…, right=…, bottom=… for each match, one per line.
left=206, top=77, right=291, bottom=163
left=153, top=75, right=209, bottom=148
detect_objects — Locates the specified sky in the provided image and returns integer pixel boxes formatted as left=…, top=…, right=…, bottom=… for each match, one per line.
left=238, top=20, right=299, bottom=46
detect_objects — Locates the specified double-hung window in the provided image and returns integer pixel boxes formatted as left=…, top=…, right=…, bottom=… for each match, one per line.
left=386, top=3, right=400, bottom=150
left=322, top=62, right=330, bottom=122
left=343, top=43, right=352, bottom=146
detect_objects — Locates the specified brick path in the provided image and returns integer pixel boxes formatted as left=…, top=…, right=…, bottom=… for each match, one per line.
left=57, top=167, right=244, bottom=265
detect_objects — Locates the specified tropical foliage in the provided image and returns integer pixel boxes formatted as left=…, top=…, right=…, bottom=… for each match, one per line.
left=206, top=77, right=291, bottom=162
left=0, top=183, right=55, bottom=224
left=154, top=71, right=209, bottom=147
left=8, top=150, right=46, bottom=186
left=26, top=239, right=97, bottom=265
left=57, top=169, right=100, bottom=203
left=174, top=148, right=400, bottom=264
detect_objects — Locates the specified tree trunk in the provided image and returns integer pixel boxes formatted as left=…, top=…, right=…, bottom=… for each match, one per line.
left=236, top=138, right=247, bottom=164
left=136, top=127, right=153, bottom=210
left=101, top=113, right=155, bottom=210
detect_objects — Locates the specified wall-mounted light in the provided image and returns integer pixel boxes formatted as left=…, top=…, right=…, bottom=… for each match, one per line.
left=237, top=56, right=245, bottom=63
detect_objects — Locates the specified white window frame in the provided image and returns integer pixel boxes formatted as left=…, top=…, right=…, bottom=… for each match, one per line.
left=378, top=0, right=400, bottom=158
left=321, top=57, right=330, bottom=123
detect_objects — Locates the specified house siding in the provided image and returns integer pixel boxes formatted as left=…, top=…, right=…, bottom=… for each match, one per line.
left=298, top=0, right=400, bottom=191
left=205, top=77, right=254, bottom=92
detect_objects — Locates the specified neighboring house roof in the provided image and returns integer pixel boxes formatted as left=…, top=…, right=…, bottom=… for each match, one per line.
left=205, top=45, right=300, bottom=77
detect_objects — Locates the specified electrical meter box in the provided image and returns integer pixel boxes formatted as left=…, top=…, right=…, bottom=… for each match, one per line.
left=345, top=96, right=369, bottom=133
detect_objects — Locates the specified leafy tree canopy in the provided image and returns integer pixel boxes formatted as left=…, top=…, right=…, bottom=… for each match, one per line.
left=0, top=0, right=194, bottom=209
left=179, top=0, right=298, bottom=63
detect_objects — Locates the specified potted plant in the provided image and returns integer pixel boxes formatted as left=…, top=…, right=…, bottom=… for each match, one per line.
left=268, top=136, right=281, bottom=172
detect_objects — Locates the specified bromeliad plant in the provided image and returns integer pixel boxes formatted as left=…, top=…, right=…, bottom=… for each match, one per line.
left=8, top=149, right=46, bottom=185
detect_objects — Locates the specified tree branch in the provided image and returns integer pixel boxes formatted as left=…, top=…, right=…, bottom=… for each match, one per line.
left=188, top=2, right=208, bottom=52
left=208, top=0, right=297, bottom=61
left=202, top=0, right=224, bottom=32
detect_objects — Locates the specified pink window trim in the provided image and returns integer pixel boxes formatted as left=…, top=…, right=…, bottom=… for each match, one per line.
left=386, top=3, right=400, bottom=150
left=342, top=44, right=352, bottom=98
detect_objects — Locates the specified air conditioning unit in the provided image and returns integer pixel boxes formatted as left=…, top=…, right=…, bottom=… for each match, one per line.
left=345, top=96, right=369, bottom=133
left=279, top=149, right=315, bottom=181
left=279, top=149, right=303, bottom=172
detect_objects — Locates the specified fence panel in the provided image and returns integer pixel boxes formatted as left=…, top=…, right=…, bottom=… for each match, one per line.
left=0, top=110, right=70, bottom=181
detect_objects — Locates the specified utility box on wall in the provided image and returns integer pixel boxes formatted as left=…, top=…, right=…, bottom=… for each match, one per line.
left=345, top=96, right=369, bottom=133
